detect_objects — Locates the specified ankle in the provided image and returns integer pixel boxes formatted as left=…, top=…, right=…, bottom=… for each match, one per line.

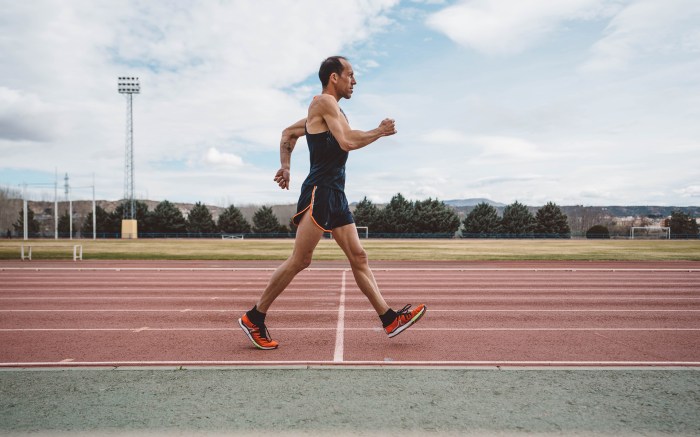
left=246, top=305, right=266, bottom=327
left=379, top=309, right=397, bottom=328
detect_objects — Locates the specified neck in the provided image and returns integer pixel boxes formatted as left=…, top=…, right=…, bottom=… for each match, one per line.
left=322, top=88, right=341, bottom=101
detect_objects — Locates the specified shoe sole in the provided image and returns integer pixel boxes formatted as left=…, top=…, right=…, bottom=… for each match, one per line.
left=238, top=318, right=278, bottom=350
left=387, top=306, right=426, bottom=338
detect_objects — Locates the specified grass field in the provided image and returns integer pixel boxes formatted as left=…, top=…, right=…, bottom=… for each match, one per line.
left=1, top=238, right=700, bottom=261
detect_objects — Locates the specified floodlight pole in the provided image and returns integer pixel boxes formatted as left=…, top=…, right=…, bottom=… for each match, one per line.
left=118, top=76, right=140, bottom=239
left=118, top=76, right=139, bottom=219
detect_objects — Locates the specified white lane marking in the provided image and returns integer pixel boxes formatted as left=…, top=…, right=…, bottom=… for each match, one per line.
left=1, top=360, right=700, bottom=367
left=333, top=270, right=347, bottom=362
left=1, top=327, right=698, bottom=332
left=2, top=267, right=699, bottom=272
left=0, top=299, right=700, bottom=313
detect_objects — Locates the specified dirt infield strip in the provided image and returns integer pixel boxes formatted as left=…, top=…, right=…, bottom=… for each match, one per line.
left=1, top=368, right=699, bottom=436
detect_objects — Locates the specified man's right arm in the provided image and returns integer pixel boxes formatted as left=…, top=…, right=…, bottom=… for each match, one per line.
left=316, top=95, right=396, bottom=152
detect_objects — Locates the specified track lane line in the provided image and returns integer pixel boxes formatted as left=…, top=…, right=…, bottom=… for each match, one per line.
left=2, top=327, right=699, bottom=332
left=2, top=360, right=700, bottom=368
left=3, top=267, right=699, bottom=272
left=333, top=270, right=347, bottom=362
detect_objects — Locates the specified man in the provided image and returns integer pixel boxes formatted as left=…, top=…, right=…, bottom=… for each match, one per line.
left=239, top=56, right=425, bottom=350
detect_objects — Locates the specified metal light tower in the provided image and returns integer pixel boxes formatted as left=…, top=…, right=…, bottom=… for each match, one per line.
left=118, top=76, right=140, bottom=238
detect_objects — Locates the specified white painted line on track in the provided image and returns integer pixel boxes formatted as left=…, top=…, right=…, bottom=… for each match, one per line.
left=2, top=327, right=698, bottom=332
left=3, top=309, right=700, bottom=313
left=333, top=270, right=348, bottom=362
left=3, top=267, right=699, bottom=272
left=1, top=360, right=700, bottom=368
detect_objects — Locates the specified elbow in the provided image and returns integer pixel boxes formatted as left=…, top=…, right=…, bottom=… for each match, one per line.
left=338, top=140, right=355, bottom=152
left=282, top=127, right=296, bottom=141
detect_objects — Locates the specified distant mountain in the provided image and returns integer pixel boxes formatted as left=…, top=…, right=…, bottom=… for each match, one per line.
left=444, top=198, right=506, bottom=207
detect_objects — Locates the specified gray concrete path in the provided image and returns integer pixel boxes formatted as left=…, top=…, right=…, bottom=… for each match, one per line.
left=1, top=368, right=699, bottom=436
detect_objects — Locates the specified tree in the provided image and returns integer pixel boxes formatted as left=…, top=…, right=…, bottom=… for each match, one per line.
left=57, top=211, right=75, bottom=237
left=110, top=200, right=152, bottom=235
left=665, top=210, right=699, bottom=239
left=413, top=198, right=460, bottom=234
left=186, top=202, right=217, bottom=234
left=13, top=207, right=40, bottom=237
left=586, top=225, right=610, bottom=239
left=82, top=205, right=111, bottom=237
left=252, top=206, right=285, bottom=234
left=218, top=205, right=251, bottom=234
left=352, top=197, right=381, bottom=231
left=380, top=193, right=414, bottom=234
left=535, top=202, right=571, bottom=238
left=462, top=202, right=501, bottom=237
left=149, top=200, right=187, bottom=235
left=501, top=201, right=535, bottom=237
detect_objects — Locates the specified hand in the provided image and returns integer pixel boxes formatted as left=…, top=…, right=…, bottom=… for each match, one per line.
left=378, top=118, right=397, bottom=137
left=273, top=168, right=290, bottom=190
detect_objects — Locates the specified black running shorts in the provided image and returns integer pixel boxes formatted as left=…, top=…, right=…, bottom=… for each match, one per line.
left=292, top=185, right=354, bottom=232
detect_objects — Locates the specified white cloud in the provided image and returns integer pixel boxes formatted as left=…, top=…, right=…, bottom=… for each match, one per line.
left=0, top=87, right=59, bottom=142
left=473, top=135, right=552, bottom=160
left=204, top=147, right=244, bottom=167
left=677, top=186, right=700, bottom=198
left=583, top=0, right=700, bottom=71
left=419, top=128, right=471, bottom=145
left=426, top=0, right=610, bottom=55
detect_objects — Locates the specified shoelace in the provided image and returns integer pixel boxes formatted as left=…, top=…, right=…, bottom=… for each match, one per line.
left=251, top=323, right=271, bottom=340
left=396, top=304, right=412, bottom=319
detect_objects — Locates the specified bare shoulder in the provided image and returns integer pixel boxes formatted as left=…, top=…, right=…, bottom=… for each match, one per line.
left=309, top=94, right=338, bottom=115
left=307, top=95, right=342, bottom=133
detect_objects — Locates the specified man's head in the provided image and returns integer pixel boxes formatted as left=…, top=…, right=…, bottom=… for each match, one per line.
left=319, top=56, right=356, bottom=99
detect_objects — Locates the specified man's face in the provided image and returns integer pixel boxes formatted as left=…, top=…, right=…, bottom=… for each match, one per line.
left=336, top=59, right=356, bottom=99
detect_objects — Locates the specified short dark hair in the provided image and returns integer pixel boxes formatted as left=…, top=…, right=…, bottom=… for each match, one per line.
left=319, top=56, right=347, bottom=88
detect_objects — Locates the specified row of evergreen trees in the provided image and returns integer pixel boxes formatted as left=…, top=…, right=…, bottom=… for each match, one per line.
left=86, top=201, right=287, bottom=236
left=352, top=195, right=571, bottom=237
left=462, top=201, right=571, bottom=237
left=353, top=194, right=460, bottom=235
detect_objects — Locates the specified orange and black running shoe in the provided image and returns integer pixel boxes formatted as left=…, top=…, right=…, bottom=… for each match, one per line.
left=385, top=304, right=426, bottom=338
left=238, top=313, right=279, bottom=350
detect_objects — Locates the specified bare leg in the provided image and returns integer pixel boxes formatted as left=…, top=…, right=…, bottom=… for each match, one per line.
left=332, top=223, right=390, bottom=315
left=255, top=211, right=324, bottom=312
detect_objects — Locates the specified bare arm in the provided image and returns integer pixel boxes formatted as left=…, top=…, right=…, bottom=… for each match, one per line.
left=315, top=95, right=396, bottom=152
left=274, top=118, right=306, bottom=190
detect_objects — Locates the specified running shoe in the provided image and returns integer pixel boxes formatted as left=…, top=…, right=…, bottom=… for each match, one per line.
left=385, top=304, right=426, bottom=338
left=238, top=314, right=279, bottom=350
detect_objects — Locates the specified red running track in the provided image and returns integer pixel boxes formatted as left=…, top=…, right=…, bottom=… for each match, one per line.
left=1, top=260, right=699, bottom=367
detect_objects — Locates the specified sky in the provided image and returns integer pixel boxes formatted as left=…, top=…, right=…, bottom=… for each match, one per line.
left=1, top=0, right=699, bottom=207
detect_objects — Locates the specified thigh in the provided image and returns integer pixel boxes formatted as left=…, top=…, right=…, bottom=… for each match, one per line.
left=291, top=209, right=325, bottom=260
left=332, top=222, right=365, bottom=259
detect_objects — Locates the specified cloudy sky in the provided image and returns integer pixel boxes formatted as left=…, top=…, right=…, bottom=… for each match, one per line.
left=1, top=0, right=699, bottom=207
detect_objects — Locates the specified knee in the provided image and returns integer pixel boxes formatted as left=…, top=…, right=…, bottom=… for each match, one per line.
left=290, top=253, right=312, bottom=272
left=348, top=248, right=369, bottom=268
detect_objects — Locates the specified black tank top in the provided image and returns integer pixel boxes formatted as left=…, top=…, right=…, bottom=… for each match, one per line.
left=301, top=113, right=349, bottom=192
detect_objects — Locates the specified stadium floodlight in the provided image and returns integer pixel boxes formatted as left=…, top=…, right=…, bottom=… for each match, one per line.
left=118, top=76, right=140, bottom=238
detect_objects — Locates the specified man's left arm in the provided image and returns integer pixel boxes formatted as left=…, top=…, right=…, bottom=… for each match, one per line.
left=274, top=118, right=306, bottom=190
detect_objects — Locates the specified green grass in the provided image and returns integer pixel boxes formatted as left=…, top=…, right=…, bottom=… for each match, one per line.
left=1, top=238, right=700, bottom=261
